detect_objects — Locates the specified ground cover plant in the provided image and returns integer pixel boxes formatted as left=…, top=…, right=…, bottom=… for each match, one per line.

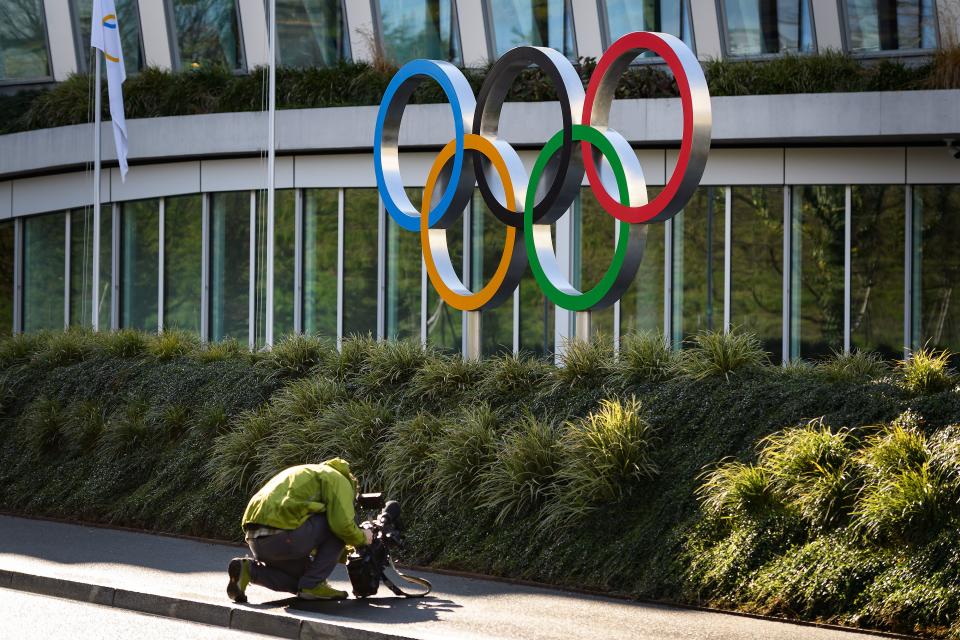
left=2, top=49, right=957, bottom=134
left=0, top=329, right=958, bottom=637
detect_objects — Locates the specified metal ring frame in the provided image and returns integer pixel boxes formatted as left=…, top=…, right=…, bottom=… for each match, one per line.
left=373, top=32, right=713, bottom=312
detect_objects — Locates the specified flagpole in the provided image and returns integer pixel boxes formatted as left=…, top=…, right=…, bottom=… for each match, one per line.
left=265, top=0, right=276, bottom=347
left=92, top=48, right=102, bottom=332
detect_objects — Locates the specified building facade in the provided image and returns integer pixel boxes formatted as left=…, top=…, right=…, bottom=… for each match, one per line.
left=0, top=0, right=958, bottom=362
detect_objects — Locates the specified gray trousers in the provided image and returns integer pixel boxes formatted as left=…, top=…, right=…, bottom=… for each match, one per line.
left=246, top=514, right=344, bottom=593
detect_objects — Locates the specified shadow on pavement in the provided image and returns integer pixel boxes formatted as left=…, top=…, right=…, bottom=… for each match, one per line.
left=245, top=595, right=461, bottom=624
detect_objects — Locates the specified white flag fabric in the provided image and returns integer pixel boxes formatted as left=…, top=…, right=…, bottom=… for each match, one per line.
left=90, top=0, right=129, bottom=181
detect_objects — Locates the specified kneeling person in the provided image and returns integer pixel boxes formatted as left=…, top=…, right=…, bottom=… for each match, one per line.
left=227, top=458, right=373, bottom=602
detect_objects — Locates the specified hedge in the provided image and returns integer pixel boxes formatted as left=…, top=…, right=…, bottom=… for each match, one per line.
left=3, top=49, right=959, bottom=135
left=0, top=329, right=958, bottom=638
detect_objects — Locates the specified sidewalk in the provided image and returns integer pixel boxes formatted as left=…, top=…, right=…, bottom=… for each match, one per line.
left=0, top=515, right=904, bottom=640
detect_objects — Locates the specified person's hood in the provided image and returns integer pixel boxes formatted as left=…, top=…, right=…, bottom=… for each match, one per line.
left=324, top=457, right=358, bottom=493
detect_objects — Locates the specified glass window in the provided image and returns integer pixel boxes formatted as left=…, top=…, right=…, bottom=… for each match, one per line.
left=0, top=0, right=50, bottom=81
left=210, top=192, right=250, bottom=342
left=487, top=0, right=576, bottom=59
left=671, top=187, right=725, bottom=345
left=0, top=221, right=15, bottom=335
left=620, top=187, right=665, bottom=337
left=121, top=199, right=159, bottom=331
left=69, top=205, right=112, bottom=329
left=342, top=189, right=379, bottom=339
left=386, top=188, right=421, bottom=341
left=377, top=0, right=462, bottom=64
left=602, top=0, right=694, bottom=52
left=912, top=186, right=960, bottom=355
left=844, top=0, right=938, bottom=52
left=71, top=0, right=143, bottom=75
left=850, top=186, right=904, bottom=358
left=730, top=187, right=783, bottom=356
left=518, top=272, right=553, bottom=358
left=790, top=186, right=845, bottom=360
left=426, top=198, right=463, bottom=353
left=169, top=0, right=244, bottom=70
left=277, top=0, right=350, bottom=67
left=573, top=188, right=615, bottom=342
left=471, top=191, right=513, bottom=356
left=254, top=190, right=296, bottom=345
left=722, top=0, right=815, bottom=56
left=303, top=188, right=338, bottom=338
left=23, top=212, right=65, bottom=332
left=164, top=195, right=202, bottom=333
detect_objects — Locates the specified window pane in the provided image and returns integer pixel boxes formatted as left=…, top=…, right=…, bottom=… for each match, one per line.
left=69, top=205, right=112, bottom=328
left=377, top=0, right=461, bottom=64
left=518, top=272, right=553, bottom=358
left=574, top=188, right=615, bottom=343
left=845, top=0, right=938, bottom=52
left=790, top=186, right=845, bottom=359
left=277, top=0, right=350, bottom=67
left=671, top=187, right=725, bottom=344
left=121, top=200, right=159, bottom=331
left=170, top=0, right=243, bottom=70
left=0, top=222, right=12, bottom=334
left=72, top=0, right=143, bottom=75
left=487, top=0, right=576, bottom=59
left=342, top=189, right=379, bottom=338
left=912, top=186, right=960, bottom=355
left=723, top=0, right=815, bottom=56
left=603, top=0, right=694, bottom=52
left=472, top=191, right=513, bottom=356
left=164, top=195, right=202, bottom=333
left=0, top=0, right=50, bottom=81
left=850, top=186, right=904, bottom=358
left=730, top=187, right=783, bottom=356
left=210, top=192, right=250, bottom=342
left=304, top=189, right=338, bottom=338
left=386, top=188, right=421, bottom=341
left=254, top=190, right=296, bottom=345
left=23, top=213, right=65, bottom=332
left=620, top=187, right=664, bottom=336
left=427, top=205, right=463, bottom=353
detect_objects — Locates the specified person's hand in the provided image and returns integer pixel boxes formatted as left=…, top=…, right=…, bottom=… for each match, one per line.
left=363, top=528, right=374, bottom=546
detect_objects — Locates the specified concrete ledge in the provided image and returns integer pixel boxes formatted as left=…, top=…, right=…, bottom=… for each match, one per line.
left=113, top=589, right=232, bottom=628
left=299, top=621, right=410, bottom=640
left=230, top=608, right=302, bottom=638
left=7, top=570, right=115, bottom=606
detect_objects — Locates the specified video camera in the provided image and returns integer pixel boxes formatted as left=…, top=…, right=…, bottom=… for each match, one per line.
left=347, top=493, right=432, bottom=598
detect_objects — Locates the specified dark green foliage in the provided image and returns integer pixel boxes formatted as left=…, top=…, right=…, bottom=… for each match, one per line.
left=2, top=331, right=960, bottom=637
left=1, top=51, right=946, bottom=134
left=816, top=349, right=889, bottom=383
left=673, top=330, right=768, bottom=380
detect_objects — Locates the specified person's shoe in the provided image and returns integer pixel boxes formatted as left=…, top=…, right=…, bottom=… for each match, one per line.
left=298, top=581, right=348, bottom=601
left=227, top=558, right=251, bottom=603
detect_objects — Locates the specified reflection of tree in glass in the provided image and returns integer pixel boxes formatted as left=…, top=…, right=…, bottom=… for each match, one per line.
left=164, top=195, right=203, bottom=333
left=0, top=0, right=50, bottom=79
left=0, top=222, right=15, bottom=334
left=379, top=0, right=460, bottom=64
left=72, top=0, right=143, bottom=74
left=915, top=186, right=960, bottom=353
left=173, top=0, right=241, bottom=69
left=277, top=0, right=348, bottom=68
left=23, top=213, right=66, bottom=332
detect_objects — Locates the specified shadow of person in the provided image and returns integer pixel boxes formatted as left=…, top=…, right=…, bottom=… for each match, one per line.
left=246, top=595, right=461, bottom=624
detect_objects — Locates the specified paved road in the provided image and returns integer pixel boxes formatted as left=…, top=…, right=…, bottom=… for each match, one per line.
left=0, top=515, right=882, bottom=640
left=0, top=588, right=275, bottom=639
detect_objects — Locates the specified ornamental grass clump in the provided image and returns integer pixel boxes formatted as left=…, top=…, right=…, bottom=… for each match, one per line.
left=427, top=404, right=500, bottom=511
left=21, top=396, right=66, bottom=455
left=379, top=412, right=446, bottom=506
left=542, top=397, right=658, bottom=528
left=0, top=331, right=48, bottom=367
left=407, top=354, right=483, bottom=408
left=477, top=414, right=562, bottom=524
left=332, top=334, right=379, bottom=383
left=32, top=328, right=97, bottom=367
left=357, top=339, right=431, bottom=399
left=897, top=347, right=956, bottom=395
left=816, top=349, right=889, bottom=383
left=208, top=407, right=277, bottom=494
left=478, top=353, right=551, bottom=406
left=262, top=333, right=335, bottom=379
left=614, top=331, right=675, bottom=385
left=61, top=399, right=107, bottom=455
left=759, top=420, right=859, bottom=530
left=100, top=329, right=149, bottom=358
left=551, top=337, right=614, bottom=392
left=99, top=400, right=150, bottom=456
left=149, top=329, right=200, bottom=360
left=697, top=462, right=784, bottom=521
left=673, top=330, right=767, bottom=381
left=194, top=338, right=244, bottom=363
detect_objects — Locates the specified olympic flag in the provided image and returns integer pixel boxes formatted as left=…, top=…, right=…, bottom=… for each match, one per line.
left=90, top=0, right=128, bottom=180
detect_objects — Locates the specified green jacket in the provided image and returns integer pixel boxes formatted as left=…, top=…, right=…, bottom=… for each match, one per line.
left=242, top=459, right=367, bottom=548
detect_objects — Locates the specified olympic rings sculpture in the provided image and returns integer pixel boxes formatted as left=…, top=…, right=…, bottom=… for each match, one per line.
left=373, top=32, right=711, bottom=313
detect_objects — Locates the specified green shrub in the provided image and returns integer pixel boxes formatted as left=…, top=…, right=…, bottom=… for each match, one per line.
left=855, top=462, right=956, bottom=545
left=99, top=400, right=150, bottom=456
left=698, top=462, right=784, bottom=521
left=379, top=412, right=445, bottom=505
left=0, top=332, right=48, bottom=367
left=208, top=407, right=276, bottom=494
left=614, top=331, right=674, bottom=384
left=61, top=400, right=107, bottom=455
left=21, top=396, right=66, bottom=454
left=100, top=329, right=149, bottom=358
left=817, top=349, right=889, bottom=383
left=477, top=353, right=550, bottom=405
left=477, top=414, right=562, bottom=524
left=857, top=422, right=929, bottom=482
left=407, top=354, right=483, bottom=408
left=262, top=333, right=334, bottom=378
left=333, top=334, right=378, bottom=382
left=33, top=329, right=97, bottom=367
left=897, top=347, right=956, bottom=395
left=150, top=330, right=200, bottom=360
left=551, top=338, right=613, bottom=392
left=194, top=338, right=244, bottom=363
left=673, top=330, right=767, bottom=381
left=543, top=397, right=657, bottom=528
left=357, top=340, right=430, bottom=398
left=427, top=404, right=500, bottom=511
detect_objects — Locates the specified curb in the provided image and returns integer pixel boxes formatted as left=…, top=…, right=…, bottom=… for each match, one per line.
left=0, top=569, right=413, bottom=640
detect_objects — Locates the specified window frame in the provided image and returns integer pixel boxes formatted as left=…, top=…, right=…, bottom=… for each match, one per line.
left=68, top=0, right=146, bottom=75
left=164, top=0, right=247, bottom=72
left=0, top=0, right=55, bottom=87
left=596, top=0, right=697, bottom=61
left=372, top=0, right=465, bottom=65
left=268, top=0, right=352, bottom=67
left=837, top=0, right=941, bottom=59
left=715, top=0, right=819, bottom=60
left=482, top=0, right=578, bottom=61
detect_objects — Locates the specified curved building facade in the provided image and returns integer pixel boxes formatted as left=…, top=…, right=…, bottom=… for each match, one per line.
left=0, top=0, right=958, bottom=362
